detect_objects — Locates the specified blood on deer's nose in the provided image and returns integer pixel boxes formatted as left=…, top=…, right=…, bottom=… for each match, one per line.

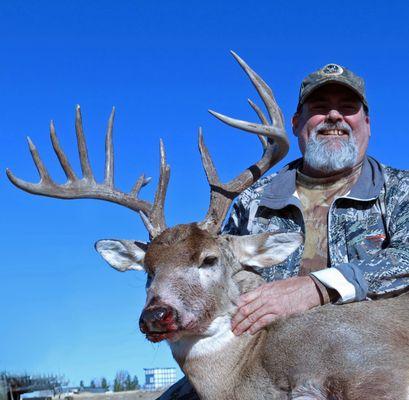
left=139, top=306, right=177, bottom=333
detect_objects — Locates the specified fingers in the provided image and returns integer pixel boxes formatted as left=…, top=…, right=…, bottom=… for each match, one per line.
left=231, top=292, right=265, bottom=330
left=236, top=285, right=264, bottom=307
left=232, top=304, right=278, bottom=335
left=247, top=314, right=277, bottom=334
left=232, top=283, right=277, bottom=335
left=231, top=277, right=323, bottom=337
left=231, top=280, right=295, bottom=336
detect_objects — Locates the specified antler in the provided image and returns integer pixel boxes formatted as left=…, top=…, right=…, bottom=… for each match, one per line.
left=198, top=51, right=289, bottom=233
left=6, top=105, right=170, bottom=239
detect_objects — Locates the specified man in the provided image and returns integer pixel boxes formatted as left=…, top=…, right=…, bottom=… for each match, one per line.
left=159, top=63, right=409, bottom=399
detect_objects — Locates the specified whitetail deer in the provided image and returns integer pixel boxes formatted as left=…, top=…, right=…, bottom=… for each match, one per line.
left=7, top=52, right=409, bottom=400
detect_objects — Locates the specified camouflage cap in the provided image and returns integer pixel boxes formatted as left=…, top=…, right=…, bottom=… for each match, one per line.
left=297, top=63, right=368, bottom=111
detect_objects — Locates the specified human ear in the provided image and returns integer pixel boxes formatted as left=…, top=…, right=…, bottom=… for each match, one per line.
left=365, top=115, right=371, bottom=136
left=292, top=113, right=300, bottom=136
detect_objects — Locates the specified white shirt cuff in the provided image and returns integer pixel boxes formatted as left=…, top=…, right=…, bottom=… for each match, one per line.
left=311, top=268, right=356, bottom=303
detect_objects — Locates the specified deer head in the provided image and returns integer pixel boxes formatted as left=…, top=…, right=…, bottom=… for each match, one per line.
left=7, top=51, right=302, bottom=344
left=95, top=225, right=302, bottom=343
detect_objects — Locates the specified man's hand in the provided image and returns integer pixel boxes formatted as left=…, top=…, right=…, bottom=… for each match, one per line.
left=231, top=276, right=322, bottom=336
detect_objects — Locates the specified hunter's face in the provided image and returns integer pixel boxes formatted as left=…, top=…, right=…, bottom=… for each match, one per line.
left=292, top=84, right=370, bottom=176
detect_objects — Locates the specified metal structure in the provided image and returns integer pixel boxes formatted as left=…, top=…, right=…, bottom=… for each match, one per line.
left=143, top=368, right=177, bottom=391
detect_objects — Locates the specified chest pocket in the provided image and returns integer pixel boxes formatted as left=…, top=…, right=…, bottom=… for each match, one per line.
left=254, top=206, right=303, bottom=233
left=343, top=212, right=387, bottom=262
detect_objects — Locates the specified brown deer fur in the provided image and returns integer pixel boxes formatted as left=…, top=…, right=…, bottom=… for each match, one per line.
left=96, top=223, right=409, bottom=400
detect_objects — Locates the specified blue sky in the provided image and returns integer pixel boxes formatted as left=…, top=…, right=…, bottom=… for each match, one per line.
left=2, top=0, right=409, bottom=387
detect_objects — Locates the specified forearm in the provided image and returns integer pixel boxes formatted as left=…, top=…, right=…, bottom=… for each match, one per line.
left=311, top=244, right=409, bottom=303
left=360, top=245, right=409, bottom=297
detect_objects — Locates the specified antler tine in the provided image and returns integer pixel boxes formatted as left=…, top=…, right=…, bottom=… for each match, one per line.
left=50, top=120, right=77, bottom=182
left=104, top=107, right=115, bottom=187
left=231, top=50, right=284, bottom=129
left=198, top=127, right=219, bottom=185
left=248, top=99, right=268, bottom=150
left=27, top=137, right=53, bottom=184
left=75, top=105, right=95, bottom=181
left=197, top=129, right=228, bottom=229
left=6, top=136, right=54, bottom=194
left=199, top=52, right=289, bottom=233
left=208, top=51, right=287, bottom=143
left=131, top=174, right=151, bottom=197
left=208, top=109, right=283, bottom=139
left=198, top=126, right=278, bottom=233
left=146, top=139, right=171, bottom=239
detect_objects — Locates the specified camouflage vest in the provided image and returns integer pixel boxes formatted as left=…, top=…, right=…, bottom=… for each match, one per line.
left=223, top=156, right=409, bottom=298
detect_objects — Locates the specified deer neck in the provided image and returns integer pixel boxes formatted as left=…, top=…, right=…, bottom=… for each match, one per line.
left=169, top=315, right=266, bottom=399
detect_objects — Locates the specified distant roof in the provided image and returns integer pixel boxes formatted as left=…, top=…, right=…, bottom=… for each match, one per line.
left=21, top=390, right=53, bottom=399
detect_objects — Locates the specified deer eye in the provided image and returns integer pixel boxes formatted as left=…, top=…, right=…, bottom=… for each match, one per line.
left=201, top=256, right=218, bottom=267
left=146, top=274, right=153, bottom=288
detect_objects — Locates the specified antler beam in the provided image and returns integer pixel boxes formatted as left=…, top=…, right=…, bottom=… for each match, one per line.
left=198, top=51, right=289, bottom=233
left=6, top=106, right=170, bottom=239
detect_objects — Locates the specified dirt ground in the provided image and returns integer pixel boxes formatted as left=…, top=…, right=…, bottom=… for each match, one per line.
left=69, top=390, right=166, bottom=400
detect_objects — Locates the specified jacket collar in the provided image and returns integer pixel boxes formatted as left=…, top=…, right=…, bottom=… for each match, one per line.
left=259, top=156, right=385, bottom=210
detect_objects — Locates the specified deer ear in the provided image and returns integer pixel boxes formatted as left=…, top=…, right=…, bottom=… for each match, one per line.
left=228, top=232, right=303, bottom=268
left=95, top=239, right=147, bottom=272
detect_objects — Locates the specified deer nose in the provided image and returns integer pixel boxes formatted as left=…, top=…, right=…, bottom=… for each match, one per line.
left=139, top=306, right=177, bottom=333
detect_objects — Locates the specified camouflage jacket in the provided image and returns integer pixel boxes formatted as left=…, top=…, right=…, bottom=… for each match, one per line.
left=223, top=156, right=409, bottom=302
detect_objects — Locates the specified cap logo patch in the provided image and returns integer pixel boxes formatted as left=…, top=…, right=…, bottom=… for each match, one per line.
left=321, top=64, right=343, bottom=76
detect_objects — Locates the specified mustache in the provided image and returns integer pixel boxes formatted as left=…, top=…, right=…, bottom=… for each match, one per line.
left=312, top=122, right=352, bottom=137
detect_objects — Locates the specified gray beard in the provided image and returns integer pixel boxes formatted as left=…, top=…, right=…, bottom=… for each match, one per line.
left=303, top=122, right=358, bottom=174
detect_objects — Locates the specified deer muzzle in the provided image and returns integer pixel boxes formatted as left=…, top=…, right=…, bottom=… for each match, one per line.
left=139, top=305, right=179, bottom=342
